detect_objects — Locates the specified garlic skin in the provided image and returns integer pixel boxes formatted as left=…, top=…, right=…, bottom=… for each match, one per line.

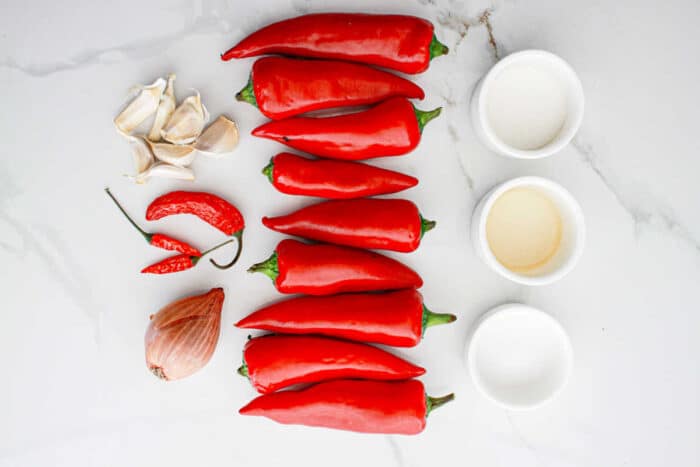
left=142, top=137, right=196, bottom=167
left=161, top=91, right=209, bottom=145
left=114, top=78, right=166, bottom=136
left=148, top=74, right=176, bottom=141
left=194, top=115, right=239, bottom=157
left=131, top=162, right=195, bottom=184
left=145, top=288, right=224, bottom=381
left=128, top=136, right=155, bottom=174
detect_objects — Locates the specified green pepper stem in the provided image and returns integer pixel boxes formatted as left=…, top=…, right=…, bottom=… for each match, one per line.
left=210, top=230, right=243, bottom=270
left=414, top=106, right=442, bottom=133
left=426, top=393, right=455, bottom=416
left=235, top=76, right=257, bottom=107
left=105, top=188, right=152, bottom=243
left=420, top=215, right=436, bottom=238
left=429, top=35, right=449, bottom=60
left=192, top=238, right=234, bottom=265
left=422, top=305, right=457, bottom=335
left=237, top=364, right=249, bottom=378
left=248, top=252, right=279, bottom=282
left=262, top=158, right=274, bottom=183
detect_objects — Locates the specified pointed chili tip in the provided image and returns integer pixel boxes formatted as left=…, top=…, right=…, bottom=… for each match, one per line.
left=426, top=393, right=455, bottom=416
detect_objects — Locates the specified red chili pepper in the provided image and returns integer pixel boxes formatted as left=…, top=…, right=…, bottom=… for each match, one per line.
left=146, top=191, right=245, bottom=269
left=236, top=289, right=456, bottom=347
left=236, top=57, right=425, bottom=120
left=105, top=188, right=201, bottom=256
left=239, top=379, right=454, bottom=434
left=262, top=198, right=435, bottom=252
left=141, top=238, right=234, bottom=274
left=263, top=152, right=418, bottom=199
left=248, top=239, right=422, bottom=295
left=252, top=98, right=441, bottom=160
left=237, top=335, right=425, bottom=394
left=221, top=13, right=449, bottom=74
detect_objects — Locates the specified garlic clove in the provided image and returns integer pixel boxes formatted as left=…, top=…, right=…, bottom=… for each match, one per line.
left=129, top=162, right=195, bottom=184
left=128, top=135, right=155, bottom=174
left=194, top=115, right=239, bottom=157
left=161, top=91, right=209, bottom=145
left=114, top=77, right=166, bottom=136
left=148, top=74, right=176, bottom=141
left=142, top=137, right=196, bottom=167
left=145, top=288, right=224, bottom=381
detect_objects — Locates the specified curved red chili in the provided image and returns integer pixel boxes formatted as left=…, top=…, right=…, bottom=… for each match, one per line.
left=238, top=335, right=425, bottom=394
left=236, top=289, right=456, bottom=347
left=239, top=379, right=454, bottom=434
left=252, top=98, right=441, bottom=160
left=141, top=238, right=233, bottom=274
left=248, top=239, right=422, bottom=295
left=221, top=13, right=449, bottom=74
left=237, top=57, right=425, bottom=120
left=263, top=153, right=418, bottom=199
left=262, top=198, right=435, bottom=252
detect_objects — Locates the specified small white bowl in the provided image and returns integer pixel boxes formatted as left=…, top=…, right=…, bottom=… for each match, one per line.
left=467, top=303, right=573, bottom=410
left=471, top=176, right=585, bottom=286
left=470, top=50, right=584, bottom=159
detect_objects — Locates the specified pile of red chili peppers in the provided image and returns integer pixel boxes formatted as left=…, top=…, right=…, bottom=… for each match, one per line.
left=223, top=13, right=456, bottom=435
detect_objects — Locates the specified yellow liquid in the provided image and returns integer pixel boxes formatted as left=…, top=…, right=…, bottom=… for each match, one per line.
left=486, top=187, right=562, bottom=272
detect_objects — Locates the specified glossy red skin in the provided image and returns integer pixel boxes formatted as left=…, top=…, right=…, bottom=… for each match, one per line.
left=251, top=57, right=424, bottom=120
left=275, top=239, right=422, bottom=295
left=252, top=98, right=421, bottom=160
left=150, top=233, right=201, bottom=256
left=146, top=191, right=245, bottom=236
left=271, top=153, right=417, bottom=199
left=236, top=289, right=425, bottom=347
left=263, top=198, right=423, bottom=252
left=222, top=13, right=435, bottom=74
left=141, top=254, right=195, bottom=274
left=239, top=379, right=428, bottom=434
left=243, top=335, right=425, bottom=394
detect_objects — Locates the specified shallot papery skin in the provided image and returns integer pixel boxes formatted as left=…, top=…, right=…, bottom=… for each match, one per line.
left=145, top=287, right=224, bottom=381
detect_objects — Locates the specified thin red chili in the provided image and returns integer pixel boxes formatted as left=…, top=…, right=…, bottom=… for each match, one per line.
left=252, top=98, right=441, bottom=160
left=239, top=379, right=454, bottom=434
left=141, top=238, right=233, bottom=274
left=146, top=191, right=245, bottom=269
left=237, top=335, right=425, bottom=394
left=105, top=188, right=201, bottom=256
left=263, top=153, right=418, bottom=199
left=221, top=13, right=449, bottom=74
left=262, top=198, right=435, bottom=252
left=236, top=289, right=456, bottom=347
left=237, top=57, right=425, bottom=120
left=248, top=239, right=423, bottom=295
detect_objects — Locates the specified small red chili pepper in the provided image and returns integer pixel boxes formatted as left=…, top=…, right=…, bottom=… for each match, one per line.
left=237, top=335, right=425, bottom=394
left=239, top=379, right=454, bottom=434
left=146, top=191, right=245, bottom=269
left=141, top=238, right=233, bottom=274
left=105, top=188, right=201, bottom=256
left=236, top=57, right=425, bottom=120
left=221, top=13, right=449, bottom=74
left=236, top=289, right=456, bottom=347
left=252, top=98, right=441, bottom=160
left=262, top=198, right=435, bottom=252
left=263, top=152, right=418, bottom=199
left=248, top=239, right=422, bottom=295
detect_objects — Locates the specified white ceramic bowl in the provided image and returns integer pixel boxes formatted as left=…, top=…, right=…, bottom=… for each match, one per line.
left=470, top=50, right=584, bottom=159
left=467, top=303, right=573, bottom=410
left=471, top=176, right=585, bottom=286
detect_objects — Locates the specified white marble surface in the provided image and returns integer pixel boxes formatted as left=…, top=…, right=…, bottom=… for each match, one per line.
left=1, top=0, right=699, bottom=465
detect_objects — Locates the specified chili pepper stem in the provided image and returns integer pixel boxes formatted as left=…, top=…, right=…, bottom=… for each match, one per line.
left=420, top=215, right=436, bottom=238
left=262, top=158, right=274, bottom=183
left=414, top=106, right=442, bottom=133
left=248, top=253, right=279, bottom=282
left=236, top=76, right=257, bottom=107
left=237, top=364, right=249, bottom=377
left=105, top=188, right=152, bottom=243
left=191, top=238, right=234, bottom=265
left=422, top=305, right=457, bottom=334
left=429, top=35, right=449, bottom=60
left=426, top=393, right=455, bottom=416
left=211, top=230, right=244, bottom=270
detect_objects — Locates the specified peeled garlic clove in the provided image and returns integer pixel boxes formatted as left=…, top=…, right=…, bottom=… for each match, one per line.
left=114, top=78, right=166, bottom=136
left=145, top=288, right=224, bottom=381
left=142, top=137, right=196, bottom=167
left=161, top=91, right=209, bottom=145
left=131, top=162, right=195, bottom=184
left=148, top=74, right=176, bottom=141
left=194, top=115, right=239, bottom=157
left=128, top=136, right=155, bottom=174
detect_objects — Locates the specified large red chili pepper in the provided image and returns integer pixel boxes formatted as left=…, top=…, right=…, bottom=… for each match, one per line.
left=146, top=191, right=245, bottom=269
left=236, top=57, right=425, bottom=120
left=141, top=238, right=233, bottom=274
left=105, top=188, right=201, bottom=256
left=239, top=379, right=454, bottom=434
left=236, top=289, right=456, bottom=347
left=263, top=152, right=418, bottom=199
left=252, top=98, right=441, bottom=160
left=248, top=239, right=422, bottom=295
left=221, top=13, right=449, bottom=74
left=262, top=198, right=435, bottom=252
left=238, top=335, right=425, bottom=394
